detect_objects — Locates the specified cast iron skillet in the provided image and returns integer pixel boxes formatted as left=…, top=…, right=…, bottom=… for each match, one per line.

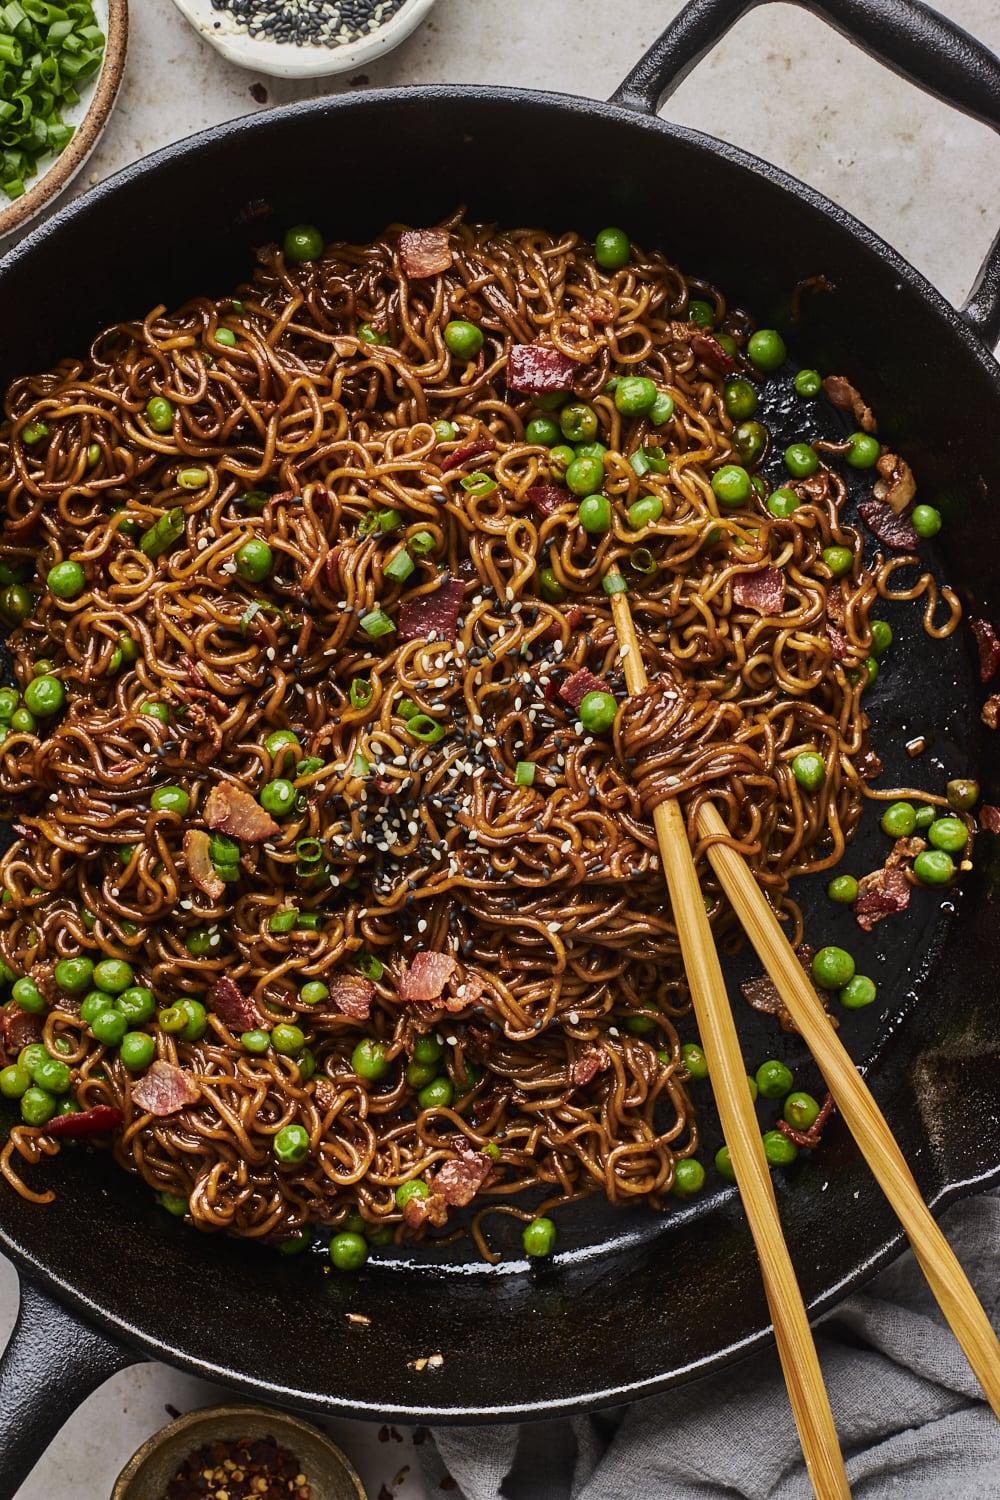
left=1, top=0, right=1000, bottom=1491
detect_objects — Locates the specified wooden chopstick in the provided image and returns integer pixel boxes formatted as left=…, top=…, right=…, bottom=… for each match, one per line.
left=607, top=583, right=851, bottom=1500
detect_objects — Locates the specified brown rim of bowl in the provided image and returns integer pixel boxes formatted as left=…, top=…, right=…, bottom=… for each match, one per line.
left=0, top=0, right=129, bottom=243
left=111, top=1402, right=369, bottom=1500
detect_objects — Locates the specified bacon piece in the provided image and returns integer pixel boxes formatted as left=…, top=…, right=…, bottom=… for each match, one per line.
left=827, top=626, right=848, bottom=661
left=399, top=951, right=458, bottom=1003
left=822, top=375, right=877, bottom=435
left=579, top=294, right=615, bottom=325
left=313, top=1077, right=338, bottom=1111
left=982, top=695, right=1000, bottom=731
left=30, top=962, right=58, bottom=1004
left=887, top=836, right=925, bottom=869
left=506, top=344, right=579, bottom=395
left=874, top=452, right=916, bottom=515
left=204, top=782, right=280, bottom=844
left=981, top=804, right=1000, bottom=834
left=440, top=436, right=495, bottom=473
left=179, top=652, right=206, bottom=689
left=741, top=948, right=836, bottom=1034
left=690, top=332, right=736, bottom=374
left=526, top=485, right=567, bottom=517
left=46, top=1105, right=123, bottom=1140
left=207, top=975, right=265, bottom=1032
left=970, top=619, right=1000, bottom=683
left=324, top=546, right=342, bottom=592
left=448, top=971, right=485, bottom=1015
left=403, top=1190, right=449, bottom=1230
left=853, top=866, right=910, bottom=932
left=733, top=566, right=785, bottom=615
left=328, top=974, right=374, bottom=1020
left=183, top=829, right=226, bottom=901
left=1, top=1002, right=42, bottom=1055
left=558, top=668, right=606, bottom=712
left=433, top=1151, right=492, bottom=1207
left=826, top=582, right=847, bottom=628
left=398, top=228, right=453, bottom=278
left=776, top=1092, right=834, bottom=1149
left=858, top=498, right=919, bottom=551
left=858, top=747, right=882, bottom=781
left=132, top=1060, right=200, bottom=1117
left=398, top=579, right=465, bottom=643
left=572, top=1046, right=607, bottom=1088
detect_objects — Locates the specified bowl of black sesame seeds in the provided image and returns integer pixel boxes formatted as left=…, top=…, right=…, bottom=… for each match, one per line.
left=169, top=0, right=436, bottom=78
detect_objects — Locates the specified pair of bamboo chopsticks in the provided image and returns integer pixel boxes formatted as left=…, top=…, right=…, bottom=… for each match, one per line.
left=606, top=580, right=1000, bottom=1500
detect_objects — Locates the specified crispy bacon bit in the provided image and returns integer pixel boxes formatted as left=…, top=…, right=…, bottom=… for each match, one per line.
left=887, top=836, right=925, bottom=868
left=398, top=228, right=453, bottom=278
left=46, top=1105, right=123, bottom=1140
left=324, top=546, right=342, bottom=592
left=970, top=619, right=1000, bottom=683
left=180, top=652, right=206, bottom=688
left=690, top=332, right=736, bottom=374
left=981, top=804, right=1000, bottom=834
left=30, top=962, right=58, bottom=1004
left=434, top=1151, right=492, bottom=1207
left=446, top=970, right=485, bottom=1015
left=1, top=1002, right=42, bottom=1055
left=403, top=1190, right=449, bottom=1229
left=506, top=344, right=579, bottom=395
left=858, top=498, right=919, bottom=551
left=982, top=695, right=1000, bottom=730
left=776, top=1092, right=834, bottom=1149
left=328, top=974, right=374, bottom=1020
left=558, top=668, right=606, bottom=712
left=579, top=294, right=615, bottom=325
left=183, top=829, right=225, bottom=901
left=858, top=748, right=882, bottom=781
left=572, top=1046, right=607, bottom=1087
left=204, top=781, right=280, bottom=844
left=874, top=451, right=916, bottom=515
left=733, top=566, right=784, bottom=615
left=821, top=375, right=877, bottom=435
left=853, top=866, right=910, bottom=932
left=796, top=471, right=831, bottom=505
left=398, top=579, right=465, bottom=643
left=526, top=485, right=567, bottom=517
left=399, top=951, right=458, bottom=1003
left=825, top=581, right=847, bottom=628
left=440, top=435, right=495, bottom=473
left=208, top=975, right=265, bottom=1032
left=741, top=948, right=836, bottom=1034
left=827, top=626, right=848, bottom=661
left=132, top=1060, right=200, bottom=1117
left=313, top=1077, right=338, bottom=1111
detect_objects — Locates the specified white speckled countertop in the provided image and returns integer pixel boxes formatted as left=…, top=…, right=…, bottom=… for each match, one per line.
left=2, top=0, right=1000, bottom=1494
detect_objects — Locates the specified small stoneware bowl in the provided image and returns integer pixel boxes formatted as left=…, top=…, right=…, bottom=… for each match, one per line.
left=169, top=0, right=436, bottom=79
left=0, top=0, right=128, bottom=242
left=111, top=1403, right=368, bottom=1500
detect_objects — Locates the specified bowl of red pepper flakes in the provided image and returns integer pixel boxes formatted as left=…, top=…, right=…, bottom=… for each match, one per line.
left=111, top=1404, right=368, bottom=1500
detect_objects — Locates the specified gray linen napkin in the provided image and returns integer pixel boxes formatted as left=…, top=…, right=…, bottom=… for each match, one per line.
left=420, top=1190, right=1000, bottom=1499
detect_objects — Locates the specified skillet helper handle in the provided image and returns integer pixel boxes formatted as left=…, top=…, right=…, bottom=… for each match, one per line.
left=0, top=1273, right=139, bottom=1498
left=611, top=0, right=1000, bottom=345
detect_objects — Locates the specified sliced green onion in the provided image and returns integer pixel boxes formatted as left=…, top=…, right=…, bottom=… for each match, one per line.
left=294, top=757, right=325, bottom=777
left=409, top=530, right=436, bottom=554
left=209, top=832, right=241, bottom=882
left=406, top=714, right=446, bottom=743
left=295, top=911, right=321, bottom=929
left=268, top=909, right=297, bottom=933
left=358, top=511, right=380, bottom=536
left=359, top=608, right=395, bottom=640
left=629, top=547, right=657, bottom=574
left=358, top=952, right=383, bottom=981
left=515, top=761, right=536, bottom=786
left=459, top=472, right=497, bottom=496
left=630, top=450, right=651, bottom=478
left=602, top=573, right=629, bottom=596
left=378, top=508, right=402, bottom=532
left=240, top=601, right=261, bottom=634
left=397, top=698, right=421, bottom=720
left=350, top=678, right=373, bottom=709
left=352, top=752, right=370, bottom=777
left=295, top=839, right=323, bottom=863
left=640, top=445, right=670, bottom=474
left=384, top=548, right=415, bottom=583
left=239, top=490, right=269, bottom=511
left=140, top=508, right=185, bottom=560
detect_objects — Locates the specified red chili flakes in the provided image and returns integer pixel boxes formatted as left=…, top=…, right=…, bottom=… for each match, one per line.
left=163, top=1434, right=312, bottom=1499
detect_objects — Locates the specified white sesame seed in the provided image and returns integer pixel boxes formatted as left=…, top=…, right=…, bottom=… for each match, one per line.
left=547, top=921, right=561, bottom=933
left=608, top=1026, right=620, bottom=1037
left=266, top=647, right=276, bottom=661
left=568, top=1011, right=580, bottom=1025
left=417, top=918, right=427, bottom=933
left=446, top=1035, right=458, bottom=1046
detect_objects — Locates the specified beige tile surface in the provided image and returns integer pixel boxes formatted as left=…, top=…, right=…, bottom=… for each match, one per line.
left=2, top=0, right=999, bottom=1495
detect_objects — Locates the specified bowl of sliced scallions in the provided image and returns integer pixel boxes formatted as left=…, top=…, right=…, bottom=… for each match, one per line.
left=0, top=0, right=127, bottom=241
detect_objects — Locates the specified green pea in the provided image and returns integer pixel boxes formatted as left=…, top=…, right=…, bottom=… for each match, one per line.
left=116, top=987, right=156, bottom=1025
left=747, top=329, right=786, bottom=372
left=396, top=1178, right=430, bottom=1209
left=265, top=729, right=300, bottom=759
left=794, top=369, right=822, bottom=398
left=358, top=322, right=389, bottom=345
left=785, top=443, right=819, bottom=478
left=579, top=690, right=617, bottom=734
left=784, top=1092, right=821, bottom=1130
left=762, top=1129, right=799, bottom=1166
left=0, top=688, right=19, bottom=719
left=91, top=1009, right=127, bottom=1046
left=352, top=1037, right=390, bottom=1081
left=822, top=545, right=853, bottom=579
left=151, top=785, right=190, bottom=816
left=614, top=377, right=658, bottom=416
left=927, top=817, right=967, bottom=854
left=845, top=432, right=880, bottom=469
left=791, top=751, right=825, bottom=792
left=711, top=464, right=752, bottom=507
left=628, top=495, right=663, bottom=529
left=880, top=801, right=916, bottom=838
left=330, top=1231, right=369, bottom=1271
left=567, top=457, right=605, bottom=499
left=412, top=1034, right=443, bottom=1065
left=432, top=420, right=457, bottom=444
left=283, top=224, right=324, bottom=263
left=913, top=805, right=936, bottom=832
left=756, top=1059, right=794, bottom=1099
left=18, top=1044, right=47, bottom=1074
left=947, top=779, right=979, bottom=812
left=53, top=957, right=94, bottom=995
left=274, top=1123, right=310, bottom=1163
left=522, top=1216, right=557, bottom=1257
left=81, top=991, right=111, bottom=1024
left=577, top=496, right=611, bottom=537
left=811, top=945, right=855, bottom=991
left=120, top=1031, right=156, bottom=1070
left=594, top=227, right=630, bottom=270
left=176, top=999, right=207, bottom=1042
left=626, top=1004, right=659, bottom=1035
left=141, top=701, right=170, bottom=724
left=827, top=874, right=858, bottom=904
left=912, top=504, right=942, bottom=538
left=913, top=849, right=956, bottom=886
left=862, top=656, right=879, bottom=688
left=734, top=421, right=768, bottom=467
left=118, top=844, right=136, bottom=868
left=443, top=320, right=484, bottom=359
left=158, top=1192, right=189, bottom=1216
left=417, top=1076, right=455, bottom=1109
left=538, top=568, right=566, bottom=603
left=28, top=1055, right=70, bottom=1096
left=300, top=981, right=329, bottom=1006
left=93, top=958, right=134, bottom=994
left=681, top=1042, right=708, bottom=1081
left=525, top=416, right=561, bottom=447
left=86, top=442, right=102, bottom=468
left=746, top=1074, right=759, bottom=1102
left=47, top=561, right=85, bottom=601
left=767, top=487, right=800, bottom=519
left=242, top=1029, right=271, bottom=1054
left=272, top=1023, right=305, bottom=1056
left=21, top=1086, right=57, bottom=1126
left=840, top=974, right=877, bottom=1009
left=715, top=1144, right=736, bottom=1182
left=0, top=1063, right=30, bottom=1099
left=146, top=396, right=175, bottom=432
left=177, top=467, right=209, bottom=491
left=11, top=975, right=45, bottom=1012
left=687, top=299, right=715, bottom=329
left=236, top=539, right=273, bottom=582
left=548, top=444, right=575, bottom=479
left=574, top=440, right=607, bottom=462
left=0, top=585, right=32, bottom=625
left=649, top=392, right=675, bottom=426
left=260, top=779, right=296, bottom=816
left=724, top=378, right=758, bottom=421
left=406, top=1058, right=439, bottom=1089
left=156, top=1005, right=187, bottom=1034
left=558, top=403, right=597, bottom=445
left=869, top=620, right=893, bottom=657
left=672, top=1158, right=706, bottom=1198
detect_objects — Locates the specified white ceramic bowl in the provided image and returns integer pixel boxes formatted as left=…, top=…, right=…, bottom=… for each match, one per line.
left=170, top=0, right=436, bottom=79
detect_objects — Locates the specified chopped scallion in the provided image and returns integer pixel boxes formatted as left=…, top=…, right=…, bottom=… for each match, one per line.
left=460, top=472, right=497, bottom=496
left=359, top=608, right=395, bottom=640
left=515, top=761, right=536, bottom=786
left=406, top=713, right=447, bottom=744
left=602, top=573, right=629, bottom=595
left=358, top=952, right=383, bottom=981
left=384, top=548, right=415, bottom=583
left=408, top=530, right=436, bottom=554
left=349, top=678, right=373, bottom=708
left=139, top=508, right=185, bottom=560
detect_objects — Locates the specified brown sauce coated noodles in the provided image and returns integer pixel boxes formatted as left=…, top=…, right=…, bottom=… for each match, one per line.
left=0, top=217, right=960, bottom=1257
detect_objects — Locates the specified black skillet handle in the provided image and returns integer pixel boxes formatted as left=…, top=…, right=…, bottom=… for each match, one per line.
left=0, top=1273, right=139, bottom=1499
left=611, top=0, right=1000, bottom=347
